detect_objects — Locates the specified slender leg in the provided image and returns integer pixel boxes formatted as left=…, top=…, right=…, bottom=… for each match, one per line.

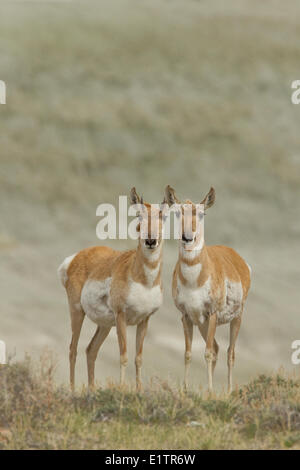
left=198, top=319, right=219, bottom=375
left=227, top=314, right=242, bottom=393
left=135, top=317, right=149, bottom=392
left=182, top=314, right=193, bottom=390
left=69, top=306, right=85, bottom=392
left=86, top=326, right=111, bottom=389
left=204, top=313, right=217, bottom=393
left=116, top=310, right=127, bottom=386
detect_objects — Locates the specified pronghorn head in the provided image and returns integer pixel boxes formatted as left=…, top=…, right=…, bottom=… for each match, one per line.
left=130, top=187, right=168, bottom=251
left=165, top=185, right=215, bottom=251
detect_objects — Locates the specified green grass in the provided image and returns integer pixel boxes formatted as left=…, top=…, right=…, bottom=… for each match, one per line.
left=1, top=357, right=300, bottom=449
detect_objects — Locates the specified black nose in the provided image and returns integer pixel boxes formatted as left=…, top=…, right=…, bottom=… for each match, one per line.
left=182, top=234, right=193, bottom=243
left=145, top=239, right=157, bottom=247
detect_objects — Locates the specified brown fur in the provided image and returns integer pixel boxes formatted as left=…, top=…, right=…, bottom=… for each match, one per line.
left=166, top=185, right=251, bottom=392
left=59, top=189, right=166, bottom=391
left=175, top=245, right=250, bottom=300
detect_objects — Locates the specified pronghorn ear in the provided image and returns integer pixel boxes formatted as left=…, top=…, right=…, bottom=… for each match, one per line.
left=165, top=185, right=181, bottom=206
left=160, top=197, right=169, bottom=220
left=130, top=187, right=141, bottom=205
left=201, top=187, right=215, bottom=210
left=160, top=196, right=168, bottom=208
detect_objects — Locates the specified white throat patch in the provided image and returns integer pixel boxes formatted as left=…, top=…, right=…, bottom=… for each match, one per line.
left=180, top=262, right=202, bottom=286
left=142, top=244, right=162, bottom=261
left=180, top=237, right=204, bottom=261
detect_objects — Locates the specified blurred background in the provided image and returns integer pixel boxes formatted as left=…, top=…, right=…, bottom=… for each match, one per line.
left=0, top=0, right=300, bottom=389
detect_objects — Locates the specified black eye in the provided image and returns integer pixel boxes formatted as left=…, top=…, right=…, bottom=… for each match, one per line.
left=198, top=212, right=204, bottom=220
left=176, top=211, right=181, bottom=218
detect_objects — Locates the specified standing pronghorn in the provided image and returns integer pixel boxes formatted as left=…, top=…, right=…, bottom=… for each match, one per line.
left=165, top=185, right=251, bottom=393
left=58, top=188, right=167, bottom=391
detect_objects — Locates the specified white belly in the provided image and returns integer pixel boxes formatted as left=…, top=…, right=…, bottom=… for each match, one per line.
left=125, top=281, right=162, bottom=325
left=175, top=277, right=243, bottom=325
left=81, top=278, right=115, bottom=327
left=175, top=277, right=211, bottom=324
left=218, top=280, right=243, bottom=324
left=81, top=278, right=163, bottom=327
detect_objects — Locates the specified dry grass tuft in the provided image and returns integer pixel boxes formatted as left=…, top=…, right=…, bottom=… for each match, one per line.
left=0, top=357, right=300, bottom=449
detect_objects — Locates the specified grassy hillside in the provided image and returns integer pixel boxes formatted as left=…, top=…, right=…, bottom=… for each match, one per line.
left=0, top=0, right=300, bottom=387
left=0, top=358, right=300, bottom=450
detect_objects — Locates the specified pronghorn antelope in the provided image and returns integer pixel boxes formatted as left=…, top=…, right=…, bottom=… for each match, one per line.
left=58, top=188, right=167, bottom=391
left=165, top=185, right=251, bottom=393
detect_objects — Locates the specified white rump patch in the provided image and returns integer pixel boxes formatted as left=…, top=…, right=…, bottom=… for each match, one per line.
left=57, top=253, right=77, bottom=287
left=247, top=263, right=252, bottom=277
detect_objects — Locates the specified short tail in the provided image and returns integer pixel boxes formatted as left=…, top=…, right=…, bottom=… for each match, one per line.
left=246, top=262, right=252, bottom=278
left=57, top=253, right=77, bottom=287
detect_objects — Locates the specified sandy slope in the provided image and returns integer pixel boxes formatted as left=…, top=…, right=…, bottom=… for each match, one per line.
left=0, top=0, right=300, bottom=387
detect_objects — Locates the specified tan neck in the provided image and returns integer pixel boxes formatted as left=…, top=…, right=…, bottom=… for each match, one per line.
left=131, top=242, right=162, bottom=287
